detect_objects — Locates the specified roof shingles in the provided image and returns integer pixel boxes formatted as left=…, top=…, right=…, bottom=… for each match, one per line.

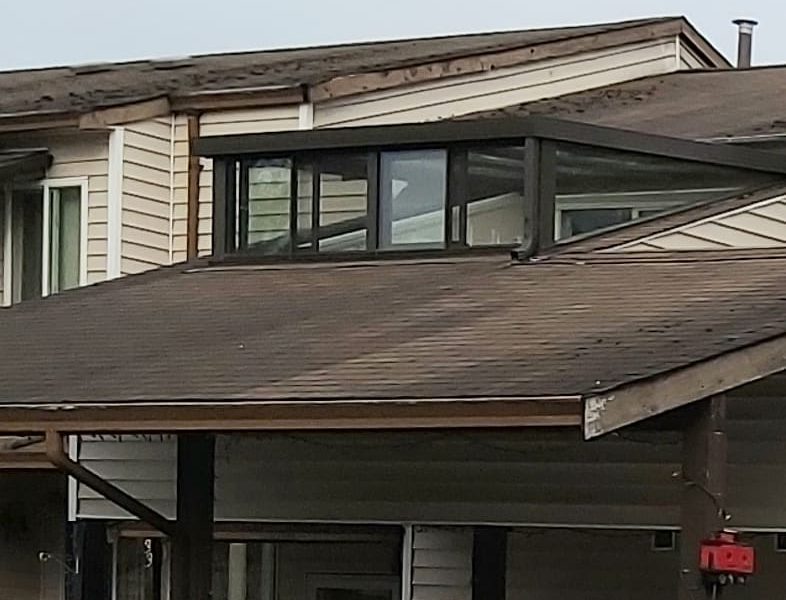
left=2, top=252, right=786, bottom=405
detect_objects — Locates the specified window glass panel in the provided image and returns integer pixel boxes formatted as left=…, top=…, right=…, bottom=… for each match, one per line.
left=554, top=142, right=777, bottom=241
left=318, top=154, right=369, bottom=252
left=296, top=165, right=314, bottom=250
left=11, top=189, right=42, bottom=302
left=380, top=150, right=447, bottom=249
left=466, top=145, right=527, bottom=246
left=245, top=159, right=292, bottom=255
left=49, top=186, right=81, bottom=293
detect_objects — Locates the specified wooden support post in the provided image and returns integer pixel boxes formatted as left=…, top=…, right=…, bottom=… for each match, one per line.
left=172, top=434, right=215, bottom=600
left=472, top=527, right=507, bottom=600
left=678, top=396, right=727, bottom=600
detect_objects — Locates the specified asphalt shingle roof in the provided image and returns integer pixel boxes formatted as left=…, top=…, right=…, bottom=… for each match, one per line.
left=2, top=250, right=786, bottom=405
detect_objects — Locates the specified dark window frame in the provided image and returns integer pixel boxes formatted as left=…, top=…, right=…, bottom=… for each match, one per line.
left=206, top=117, right=786, bottom=262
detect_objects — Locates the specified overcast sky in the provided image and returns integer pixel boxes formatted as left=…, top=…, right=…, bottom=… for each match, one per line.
left=2, top=0, right=784, bottom=70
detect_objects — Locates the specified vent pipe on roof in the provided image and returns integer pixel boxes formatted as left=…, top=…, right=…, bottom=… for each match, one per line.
left=733, top=18, right=758, bottom=68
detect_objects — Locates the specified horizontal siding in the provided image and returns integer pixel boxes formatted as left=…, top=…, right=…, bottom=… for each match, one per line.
left=412, top=527, right=471, bottom=600
left=75, top=395, right=786, bottom=528
left=314, top=39, right=679, bottom=128
left=507, top=528, right=677, bottom=600
left=199, top=107, right=301, bottom=137
left=611, top=194, right=786, bottom=252
left=121, top=118, right=175, bottom=275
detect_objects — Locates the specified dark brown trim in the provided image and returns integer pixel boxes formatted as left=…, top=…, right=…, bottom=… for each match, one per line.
left=0, top=397, right=582, bottom=434
left=79, top=96, right=171, bottom=130
left=472, top=527, right=508, bottom=600
left=170, top=86, right=306, bottom=112
left=172, top=434, right=215, bottom=600
left=186, top=114, right=202, bottom=259
left=44, top=431, right=175, bottom=535
left=679, top=396, right=727, bottom=599
left=193, top=116, right=786, bottom=176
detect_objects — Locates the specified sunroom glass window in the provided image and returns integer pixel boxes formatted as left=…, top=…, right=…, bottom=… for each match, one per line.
left=245, top=159, right=292, bottom=255
left=466, top=145, right=527, bottom=246
left=379, top=150, right=447, bottom=249
left=318, top=155, right=369, bottom=252
left=554, top=143, right=777, bottom=241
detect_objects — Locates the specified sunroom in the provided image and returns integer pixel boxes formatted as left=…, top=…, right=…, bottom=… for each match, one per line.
left=195, top=117, right=786, bottom=260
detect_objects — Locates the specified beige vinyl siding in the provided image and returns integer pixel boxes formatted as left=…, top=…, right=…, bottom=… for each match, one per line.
left=314, top=38, right=681, bottom=128
left=610, top=194, right=786, bottom=252
left=412, top=527, right=472, bottom=600
left=121, top=118, right=175, bottom=274
left=200, top=107, right=301, bottom=137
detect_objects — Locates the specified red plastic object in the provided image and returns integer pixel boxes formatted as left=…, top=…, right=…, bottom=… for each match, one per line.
left=700, top=531, right=755, bottom=577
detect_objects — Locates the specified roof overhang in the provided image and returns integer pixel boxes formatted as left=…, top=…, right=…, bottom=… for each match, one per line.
left=0, top=396, right=581, bottom=434
left=0, top=149, right=51, bottom=182
left=583, top=332, right=786, bottom=439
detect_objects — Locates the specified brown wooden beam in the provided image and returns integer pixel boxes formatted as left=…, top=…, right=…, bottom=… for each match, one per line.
left=44, top=431, right=176, bottom=536
left=678, top=396, right=727, bottom=600
left=186, top=114, right=202, bottom=260
left=78, top=96, right=171, bottom=130
left=584, top=333, right=786, bottom=438
left=0, top=398, right=582, bottom=434
left=172, top=434, right=215, bottom=600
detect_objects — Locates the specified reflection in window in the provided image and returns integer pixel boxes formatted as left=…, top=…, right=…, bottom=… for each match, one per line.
left=318, top=155, right=369, bottom=252
left=11, top=189, right=42, bottom=302
left=380, top=150, right=447, bottom=249
left=466, top=145, right=526, bottom=246
left=49, top=186, right=81, bottom=293
left=554, top=143, right=776, bottom=241
left=246, top=159, right=292, bottom=254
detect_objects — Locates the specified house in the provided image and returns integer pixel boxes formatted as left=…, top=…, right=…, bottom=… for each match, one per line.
left=4, top=71, right=786, bottom=600
left=1, top=15, right=777, bottom=600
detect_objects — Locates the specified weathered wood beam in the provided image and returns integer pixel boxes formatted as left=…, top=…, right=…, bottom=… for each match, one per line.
left=678, top=396, right=727, bottom=600
left=44, top=431, right=176, bottom=536
left=78, top=96, right=171, bottom=130
left=584, top=333, right=786, bottom=439
left=0, top=397, right=582, bottom=434
left=310, top=20, right=683, bottom=102
left=172, top=434, right=215, bottom=600
left=186, top=114, right=202, bottom=260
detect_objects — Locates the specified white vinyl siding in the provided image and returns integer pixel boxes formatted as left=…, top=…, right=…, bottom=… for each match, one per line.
left=610, top=194, right=786, bottom=252
left=200, top=107, right=301, bottom=137
left=121, top=118, right=176, bottom=274
left=411, top=527, right=472, bottom=600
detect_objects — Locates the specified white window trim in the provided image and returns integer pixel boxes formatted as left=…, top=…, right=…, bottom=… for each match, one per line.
left=41, top=177, right=89, bottom=297
left=107, top=126, right=125, bottom=279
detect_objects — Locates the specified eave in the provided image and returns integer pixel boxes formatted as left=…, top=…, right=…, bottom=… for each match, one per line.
left=0, top=396, right=582, bottom=434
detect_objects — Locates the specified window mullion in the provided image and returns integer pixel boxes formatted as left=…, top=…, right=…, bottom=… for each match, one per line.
left=367, top=153, right=379, bottom=251
left=447, top=148, right=468, bottom=248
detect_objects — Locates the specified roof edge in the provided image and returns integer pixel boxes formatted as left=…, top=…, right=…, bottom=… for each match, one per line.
left=584, top=331, right=786, bottom=439
left=311, top=18, right=689, bottom=102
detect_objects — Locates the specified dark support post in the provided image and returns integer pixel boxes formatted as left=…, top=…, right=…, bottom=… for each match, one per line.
left=678, top=396, right=727, bottom=600
left=172, top=434, right=215, bottom=600
left=472, top=527, right=507, bottom=600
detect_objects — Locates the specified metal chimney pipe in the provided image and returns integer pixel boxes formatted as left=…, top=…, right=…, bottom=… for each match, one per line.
left=732, top=18, right=758, bottom=68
